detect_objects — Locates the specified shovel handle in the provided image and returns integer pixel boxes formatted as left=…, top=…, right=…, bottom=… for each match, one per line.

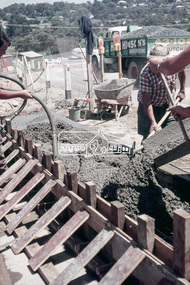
left=148, top=97, right=180, bottom=139
left=78, top=43, right=99, bottom=85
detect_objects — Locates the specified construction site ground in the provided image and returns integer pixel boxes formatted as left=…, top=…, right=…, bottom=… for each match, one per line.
left=1, top=64, right=190, bottom=284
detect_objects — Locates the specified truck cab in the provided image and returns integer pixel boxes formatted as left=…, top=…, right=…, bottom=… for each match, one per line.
left=105, top=26, right=128, bottom=38
left=92, top=25, right=140, bottom=77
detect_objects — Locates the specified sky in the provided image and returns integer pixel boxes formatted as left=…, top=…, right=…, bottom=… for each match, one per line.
left=0, top=0, right=92, bottom=9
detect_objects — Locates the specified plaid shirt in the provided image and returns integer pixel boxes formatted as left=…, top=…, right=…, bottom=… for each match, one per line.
left=138, top=65, right=177, bottom=107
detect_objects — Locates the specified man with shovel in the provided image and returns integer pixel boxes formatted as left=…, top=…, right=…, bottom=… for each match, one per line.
left=149, top=45, right=190, bottom=120
left=0, top=31, right=32, bottom=175
left=137, top=43, right=186, bottom=140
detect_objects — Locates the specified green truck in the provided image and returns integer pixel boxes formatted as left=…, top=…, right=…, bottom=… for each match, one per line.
left=92, top=25, right=190, bottom=84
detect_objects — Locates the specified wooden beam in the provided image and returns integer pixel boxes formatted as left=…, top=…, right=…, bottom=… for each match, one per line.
left=5, top=118, right=12, bottom=135
left=18, top=130, right=25, bottom=148
left=0, top=158, right=26, bottom=188
left=0, top=172, right=45, bottom=220
left=5, top=213, right=59, bottom=284
left=85, top=181, right=96, bottom=208
left=6, top=179, right=57, bottom=234
left=2, top=141, right=12, bottom=152
left=42, top=151, right=52, bottom=172
left=52, top=160, right=64, bottom=182
left=98, top=245, right=145, bottom=285
left=173, top=209, right=190, bottom=281
left=67, top=170, right=78, bottom=194
left=51, top=227, right=114, bottom=285
left=5, top=149, right=19, bottom=164
left=11, top=128, right=18, bottom=141
left=25, top=138, right=33, bottom=156
left=33, top=144, right=42, bottom=163
left=111, top=201, right=125, bottom=230
left=137, top=214, right=155, bottom=253
left=0, top=159, right=38, bottom=204
left=29, top=210, right=89, bottom=271
left=11, top=196, right=71, bottom=254
left=154, top=142, right=190, bottom=167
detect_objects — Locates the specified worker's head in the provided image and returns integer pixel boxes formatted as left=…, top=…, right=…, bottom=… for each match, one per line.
left=148, top=43, right=170, bottom=59
left=0, top=31, right=11, bottom=57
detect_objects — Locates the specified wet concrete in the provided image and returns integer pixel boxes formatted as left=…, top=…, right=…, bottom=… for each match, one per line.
left=12, top=111, right=190, bottom=241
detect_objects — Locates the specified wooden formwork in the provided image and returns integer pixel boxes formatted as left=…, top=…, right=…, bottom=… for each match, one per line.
left=0, top=117, right=190, bottom=285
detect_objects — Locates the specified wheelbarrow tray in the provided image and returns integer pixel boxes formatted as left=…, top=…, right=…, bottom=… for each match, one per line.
left=94, top=78, right=135, bottom=101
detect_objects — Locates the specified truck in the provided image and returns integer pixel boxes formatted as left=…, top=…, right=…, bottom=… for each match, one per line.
left=92, top=25, right=190, bottom=85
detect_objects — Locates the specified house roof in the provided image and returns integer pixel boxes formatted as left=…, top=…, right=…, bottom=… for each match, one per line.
left=19, top=51, right=43, bottom=59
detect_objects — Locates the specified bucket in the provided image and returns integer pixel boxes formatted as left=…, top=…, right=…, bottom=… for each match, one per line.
left=68, top=107, right=80, bottom=122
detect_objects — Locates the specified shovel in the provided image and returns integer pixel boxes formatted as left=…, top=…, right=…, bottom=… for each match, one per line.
left=131, top=73, right=190, bottom=166
left=130, top=96, right=181, bottom=158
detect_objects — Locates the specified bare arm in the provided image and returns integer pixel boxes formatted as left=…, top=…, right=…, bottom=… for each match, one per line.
left=177, top=69, right=186, bottom=101
left=0, top=89, right=33, bottom=100
left=149, top=46, right=190, bottom=75
left=168, top=105, right=190, bottom=120
left=142, top=91, right=159, bottom=133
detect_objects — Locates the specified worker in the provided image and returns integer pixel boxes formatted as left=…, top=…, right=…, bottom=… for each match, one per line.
left=0, top=31, right=32, bottom=175
left=137, top=43, right=186, bottom=140
left=149, top=45, right=190, bottom=120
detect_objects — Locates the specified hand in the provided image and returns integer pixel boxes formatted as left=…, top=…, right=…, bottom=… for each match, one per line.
left=168, top=105, right=187, bottom=120
left=148, top=58, right=162, bottom=74
left=19, top=90, right=33, bottom=99
left=176, top=91, right=185, bottom=102
left=150, top=121, right=160, bottom=133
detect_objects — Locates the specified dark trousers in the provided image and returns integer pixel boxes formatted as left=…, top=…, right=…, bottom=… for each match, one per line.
left=137, top=103, right=175, bottom=139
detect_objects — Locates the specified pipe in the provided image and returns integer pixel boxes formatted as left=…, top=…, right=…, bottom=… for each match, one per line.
left=0, top=74, right=58, bottom=160
left=30, top=93, right=58, bottom=160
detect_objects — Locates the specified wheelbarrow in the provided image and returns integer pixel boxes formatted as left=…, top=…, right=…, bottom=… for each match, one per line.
left=93, top=78, right=136, bottom=120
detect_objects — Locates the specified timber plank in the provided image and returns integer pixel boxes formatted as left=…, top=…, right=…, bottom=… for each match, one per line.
left=0, top=172, right=45, bottom=220
left=0, top=159, right=38, bottom=204
left=51, top=227, right=114, bottom=285
left=5, top=149, right=19, bottom=164
left=6, top=179, right=57, bottom=234
left=29, top=210, right=90, bottom=271
left=5, top=212, right=59, bottom=284
left=2, top=140, right=12, bottom=152
left=11, top=196, right=71, bottom=254
left=0, top=158, right=26, bottom=187
left=0, top=136, right=7, bottom=144
left=98, top=245, right=145, bottom=285
left=173, top=209, right=190, bottom=280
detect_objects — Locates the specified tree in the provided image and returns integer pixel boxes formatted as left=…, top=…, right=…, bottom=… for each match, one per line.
left=35, top=31, right=59, bottom=54
left=14, top=30, right=59, bottom=55
left=6, top=13, right=32, bottom=38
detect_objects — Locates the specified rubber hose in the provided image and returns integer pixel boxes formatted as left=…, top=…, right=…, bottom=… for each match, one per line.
left=0, top=74, right=27, bottom=120
left=30, top=93, right=58, bottom=160
left=0, top=74, right=58, bottom=160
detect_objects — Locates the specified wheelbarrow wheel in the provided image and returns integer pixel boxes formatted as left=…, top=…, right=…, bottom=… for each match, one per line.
left=118, top=105, right=130, bottom=116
